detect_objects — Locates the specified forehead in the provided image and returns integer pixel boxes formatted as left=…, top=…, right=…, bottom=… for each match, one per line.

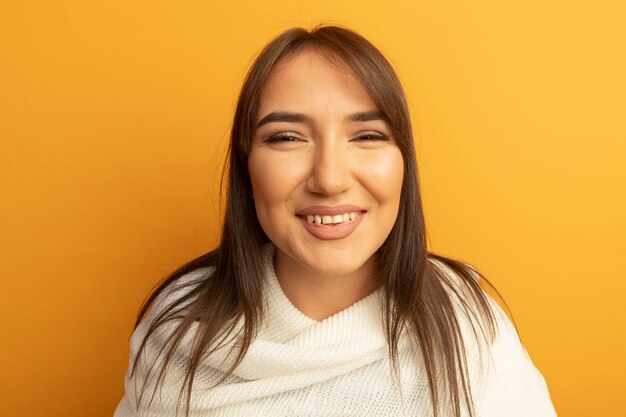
left=271, top=47, right=353, bottom=79
left=257, top=48, right=377, bottom=117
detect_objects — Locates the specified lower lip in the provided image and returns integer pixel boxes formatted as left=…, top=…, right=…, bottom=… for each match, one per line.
left=297, top=213, right=366, bottom=240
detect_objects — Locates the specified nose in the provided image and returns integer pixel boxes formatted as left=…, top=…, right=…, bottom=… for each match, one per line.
left=305, top=138, right=353, bottom=196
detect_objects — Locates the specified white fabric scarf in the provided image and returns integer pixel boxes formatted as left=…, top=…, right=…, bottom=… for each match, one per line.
left=119, top=244, right=405, bottom=414
left=115, top=244, right=557, bottom=417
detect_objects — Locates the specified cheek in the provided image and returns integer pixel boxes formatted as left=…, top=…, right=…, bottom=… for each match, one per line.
left=248, top=155, right=279, bottom=215
left=248, top=150, right=302, bottom=225
left=360, top=148, right=404, bottom=207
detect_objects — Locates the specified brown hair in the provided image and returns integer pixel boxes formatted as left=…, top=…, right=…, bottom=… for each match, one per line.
left=131, top=25, right=505, bottom=417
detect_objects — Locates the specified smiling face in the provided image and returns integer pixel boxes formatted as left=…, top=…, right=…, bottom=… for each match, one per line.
left=248, top=48, right=404, bottom=282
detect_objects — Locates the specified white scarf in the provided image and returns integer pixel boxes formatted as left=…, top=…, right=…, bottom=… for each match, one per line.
left=115, top=245, right=556, bottom=417
left=117, top=245, right=407, bottom=416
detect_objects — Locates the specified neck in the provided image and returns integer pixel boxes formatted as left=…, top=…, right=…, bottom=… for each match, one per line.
left=273, top=248, right=380, bottom=322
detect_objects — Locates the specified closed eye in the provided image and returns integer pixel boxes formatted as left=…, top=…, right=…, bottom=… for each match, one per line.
left=263, top=134, right=305, bottom=144
left=352, top=132, right=389, bottom=142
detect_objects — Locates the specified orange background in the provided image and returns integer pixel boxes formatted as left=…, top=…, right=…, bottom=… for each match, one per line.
left=2, top=1, right=625, bottom=416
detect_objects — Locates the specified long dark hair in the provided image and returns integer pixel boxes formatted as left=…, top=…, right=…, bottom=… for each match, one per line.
left=130, top=25, right=505, bottom=417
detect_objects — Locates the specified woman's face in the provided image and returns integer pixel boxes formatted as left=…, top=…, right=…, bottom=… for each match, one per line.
left=248, top=49, right=404, bottom=278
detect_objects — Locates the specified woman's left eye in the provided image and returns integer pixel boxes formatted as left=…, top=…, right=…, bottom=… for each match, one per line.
left=264, top=134, right=303, bottom=144
left=353, top=133, right=389, bottom=142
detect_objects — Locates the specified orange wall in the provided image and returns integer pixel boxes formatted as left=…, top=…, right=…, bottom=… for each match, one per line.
left=2, top=1, right=625, bottom=416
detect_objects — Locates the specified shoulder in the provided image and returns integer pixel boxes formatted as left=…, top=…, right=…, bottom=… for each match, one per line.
left=427, top=256, right=504, bottom=333
left=124, top=266, right=214, bottom=376
left=427, top=257, right=557, bottom=416
left=118, top=267, right=214, bottom=414
left=148, top=266, right=213, bottom=316
left=129, top=266, right=214, bottom=354
left=426, top=257, right=535, bottom=372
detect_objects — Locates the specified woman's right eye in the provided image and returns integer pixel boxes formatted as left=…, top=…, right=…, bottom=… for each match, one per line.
left=263, top=134, right=303, bottom=144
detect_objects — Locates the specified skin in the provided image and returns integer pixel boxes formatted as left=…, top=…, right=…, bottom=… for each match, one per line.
left=248, top=48, right=404, bottom=321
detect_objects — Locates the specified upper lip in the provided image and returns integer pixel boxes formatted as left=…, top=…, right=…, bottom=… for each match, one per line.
left=296, top=205, right=367, bottom=216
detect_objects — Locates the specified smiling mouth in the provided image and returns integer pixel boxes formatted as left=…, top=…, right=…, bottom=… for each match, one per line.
left=295, top=210, right=366, bottom=225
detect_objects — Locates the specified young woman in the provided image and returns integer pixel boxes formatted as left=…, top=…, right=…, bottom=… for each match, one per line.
left=114, top=26, right=556, bottom=417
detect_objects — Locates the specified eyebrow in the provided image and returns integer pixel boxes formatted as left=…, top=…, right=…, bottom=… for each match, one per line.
left=348, top=110, right=385, bottom=122
left=256, top=112, right=311, bottom=128
left=255, top=110, right=386, bottom=129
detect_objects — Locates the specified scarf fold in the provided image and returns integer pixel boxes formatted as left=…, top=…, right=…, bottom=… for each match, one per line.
left=116, top=245, right=558, bottom=417
left=124, top=244, right=393, bottom=414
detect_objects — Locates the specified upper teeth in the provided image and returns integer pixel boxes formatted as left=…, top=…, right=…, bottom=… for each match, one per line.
left=305, top=212, right=360, bottom=225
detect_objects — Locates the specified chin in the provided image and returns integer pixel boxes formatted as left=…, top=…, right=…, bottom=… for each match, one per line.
left=302, top=254, right=373, bottom=278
